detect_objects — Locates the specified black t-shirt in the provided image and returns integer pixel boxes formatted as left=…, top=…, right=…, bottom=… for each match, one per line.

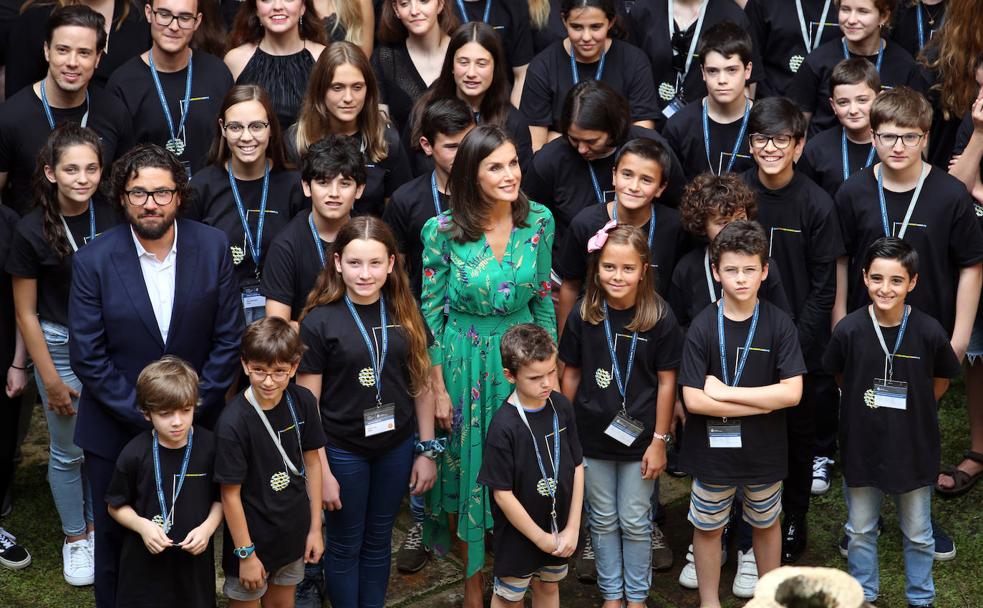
left=558, top=302, right=683, bottom=460
left=522, top=125, right=685, bottom=258
left=629, top=0, right=763, bottom=111
left=553, top=202, right=688, bottom=297
left=105, top=427, right=219, bottom=608
left=106, top=52, right=233, bottom=179
left=0, top=204, right=18, bottom=371
left=382, top=172, right=449, bottom=297
left=4, top=198, right=118, bottom=327
left=663, top=98, right=755, bottom=180
left=743, top=169, right=844, bottom=367
left=823, top=306, right=961, bottom=493
left=678, top=299, right=806, bottom=484
left=668, top=246, right=792, bottom=329
left=358, top=127, right=413, bottom=217
left=259, top=210, right=330, bottom=319
left=0, top=84, right=133, bottom=215
left=456, top=0, right=534, bottom=70
left=786, top=37, right=927, bottom=137
left=186, top=165, right=306, bottom=291
left=798, top=125, right=876, bottom=197
left=372, top=43, right=429, bottom=135
left=744, top=0, right=842, bottom=98
left=477, top=392, right=583, bottom=578
left=888, top=1, right=946, bottom=60
left=531, top=0, right=634, bottom=54
left=299, top=299, right=418, bottom=455
left=520, top=39, right=660, bottom=130
left=835, top=166, right=983, bottom=332
left=214, top=384, right=326, bottom=577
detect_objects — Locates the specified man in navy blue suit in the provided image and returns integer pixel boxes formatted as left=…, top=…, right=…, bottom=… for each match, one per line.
left=69, top=144, right=243, bottom=608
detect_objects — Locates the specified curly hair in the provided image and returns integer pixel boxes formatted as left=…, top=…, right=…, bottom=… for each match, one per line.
left=108, top=144, right=193, bottom=210
left=920, top=0, right=983, bottom=119
left=679, top=173, right=757, bottom=237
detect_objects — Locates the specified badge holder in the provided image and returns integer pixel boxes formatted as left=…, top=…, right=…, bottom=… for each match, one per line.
left=241, top=285, right=266, bottom=311
left=872, top=378, right=907, bottom=410
left=364, top=402, right=396, bottom=437
left=662, top=96, right=684, bottom=119
left=604, top=409, right=644, bottom=447
left=707, top=419, right=742, bottom=448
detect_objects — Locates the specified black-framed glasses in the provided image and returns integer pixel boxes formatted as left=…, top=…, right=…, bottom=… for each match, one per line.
left=874, top=132, right=925, bottom=148
left=223, top=121, right=270, bottom=136
left=749, top=133, right=794, bottom=150
left=125, top=189, right=177, bottom=206
left=151, top=8, right=199, bottom=29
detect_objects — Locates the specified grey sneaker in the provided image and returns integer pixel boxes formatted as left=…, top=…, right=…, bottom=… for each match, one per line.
left=575, top=531, right=596, bottom=583
left=651, top=523, right=673, bottom=571
left=396, top=523, right=429, bottom=573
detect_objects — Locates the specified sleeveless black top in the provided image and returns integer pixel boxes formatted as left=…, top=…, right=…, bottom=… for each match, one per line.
left=236, top=46, right=317, bottom=129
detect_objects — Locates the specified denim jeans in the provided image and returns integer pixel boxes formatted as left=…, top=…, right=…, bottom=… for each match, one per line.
left=845, top=484, right=934, bottom=606
left=584, top=457, right=653, bottom=602
left=34, top=320, right=94, bottom=537
left=324, top=435, right=414, bottom=608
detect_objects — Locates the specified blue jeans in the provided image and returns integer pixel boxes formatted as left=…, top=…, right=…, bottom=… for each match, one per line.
left=34, top=320, right=94, bottom=537
left=584, top=457, right=653, bottom=602
left=845, top=484, right=934, bottom=606
left=324, top=436, right=414, bottom=608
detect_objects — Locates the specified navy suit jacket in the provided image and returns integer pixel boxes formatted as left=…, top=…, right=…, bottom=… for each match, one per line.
left=69, top=218, right=244, bottom=461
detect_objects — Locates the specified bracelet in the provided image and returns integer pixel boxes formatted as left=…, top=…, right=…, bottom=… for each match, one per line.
left=9, top=364, right=27, bottom=371
left=415, top=438, right=447, bottom=461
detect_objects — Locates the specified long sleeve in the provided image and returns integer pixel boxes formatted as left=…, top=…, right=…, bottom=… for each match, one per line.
left=197, top=244, right=244, bottom=423
left=530, top=208, right=557, bottom=340
left=420, top=215, right=450, bottom=364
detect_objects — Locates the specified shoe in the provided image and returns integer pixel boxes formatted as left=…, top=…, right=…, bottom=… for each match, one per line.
left=0, top=528, right=31, bottom=570
left=650, top=523, right=673, bottom=571
left=782, top=514, right=807, bottom=564
left=396, top=522, right=429, bottom=573
left=575, top=530, right=596, bottom=583
left=811, top=456, right=834, bottom=495
left=932, top=522, right=956, bottom=561
left=62, top=537, right=93, bottom=586
left=732, top=548, right=758, bottom=598
left=294, top=562, right=324, bottom=608
left=678, top=543, right=727, bottom=589
left=839, top=517, right=884, bottom=558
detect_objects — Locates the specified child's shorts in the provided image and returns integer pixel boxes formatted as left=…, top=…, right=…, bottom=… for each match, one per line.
left=223, top=557, right=305, bottom=601
left=967, top=317, right=983, bottom=364
left=688, top=479, right=783, bottom=531
left=493, top=564, right=568, bottom=602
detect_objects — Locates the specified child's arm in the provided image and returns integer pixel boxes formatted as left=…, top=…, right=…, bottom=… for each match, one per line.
left=951, top=263, right=982, bottom=362
left=642, top=370, right=676, bottom=479
left=560, top=364, right=581, bottom=403
left=702, top=374, right=803, bottom=412
left=553, top=463, right=584, bottom=559
left=303, top=449, right=324, bottom=564
left=176, top=501, right=223, bottom=556
left=934, top=378, right=951, bottom=402
left=410, top=384, right=438, bottom=496
left=680, top=385, right=772, bottom=418
left=297, top=372, right=341, bottom=511
left=492, top=489, right=561, bottom=555
left=949, top=91, right=983, bottom=194
left=220, top=484, right=267, bottom=590
left=832, top=256, right=849, bottom=329
left=107, top=504, right=172, bottom=554
left=557, top=280, right=582, bottom=339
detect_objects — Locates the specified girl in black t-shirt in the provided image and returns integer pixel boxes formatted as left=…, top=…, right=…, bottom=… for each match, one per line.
left=558, top=224, right=682, bottom=608
left=296, top=216, right=438, bottom=607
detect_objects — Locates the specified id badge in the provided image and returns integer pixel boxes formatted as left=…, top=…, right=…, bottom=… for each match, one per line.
left=873, top=378, right=907, bottom=410
left=662, top=97, right=684, bottom=119
left=241, top=286, right=266, bottom=310
left=604, top=413, right=643, bottom=447
left=707, top=419, right=742, bottom=448
left=364, top=403, right=396, bottom=436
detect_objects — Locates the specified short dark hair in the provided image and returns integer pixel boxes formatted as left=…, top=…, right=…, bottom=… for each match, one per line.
left=45, top=5, right=107, bottom=54
left=710, top=220, right=768, bottom=267
left=614, top=138, right=671, bottom=186
left=501, top=324, right=557, bottom=374
left=301, top=135, right=368, bottom=185
left=420, top=98, right=475, bottom=145
left=829, top=57, right=881, bottom=93
left=869, top=86, right=932, bottom=132
left=559, top=80, right=631, bottom=145
left=109, top=144, right=192, bottom=209
left=241, top=316, right=307, bottom=365
left=137, top=356, right=199, bottom=414
left=862, top=236, right=918, bottom=278
left=748, top=97, right=807, bottom=141
left=680, top=173, right=757, bottom=236
left=698, top=20, right=752, bottom=66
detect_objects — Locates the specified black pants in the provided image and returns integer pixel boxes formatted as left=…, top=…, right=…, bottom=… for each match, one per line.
left=783, top=372, right=838, bottom=517
left=0, top=369, right=24, bottom=501
left=86, top=450, right=124, bottom=608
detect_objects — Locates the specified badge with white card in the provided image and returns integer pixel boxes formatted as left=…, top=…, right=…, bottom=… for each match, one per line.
left=364, top=404, right=396, bottom=436
left=707, top=419, right=742, bottom=448
left=604, top=413, right=643, bottom=447
left=873, top=378, right=907, bottom=410
left=241, top=286, right=266, bottom=310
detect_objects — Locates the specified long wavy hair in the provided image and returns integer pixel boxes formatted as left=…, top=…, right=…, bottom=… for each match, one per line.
left=376, top=0, right=458, bottom=46
left=294, top=41, right=388, bottom=161
left=528, top=0, right=549, bottom=30
left=920, top=0, right=983, bottom=119
left=227, top=0, right=327, bottom=48
left=324, top=0, right=365, bottom=47
left=32, top=124, right=104, bottom=259
left=301, top=216, right=431, bottom=394
left=206, top=84, right=294, bottom=171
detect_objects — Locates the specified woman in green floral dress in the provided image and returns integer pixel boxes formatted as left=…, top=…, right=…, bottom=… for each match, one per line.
left=420, top=125, right=556, bottom=605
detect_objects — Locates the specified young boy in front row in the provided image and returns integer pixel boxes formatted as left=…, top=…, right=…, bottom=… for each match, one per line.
left=824, top=237, right=961, bottom=608
left=215, top=317, right=326, bottom=607
left=478, top=324, right=584, bottom=608
left=106, top=356, right=223, bottom=608
left=678, top=221, right=805, bottom=608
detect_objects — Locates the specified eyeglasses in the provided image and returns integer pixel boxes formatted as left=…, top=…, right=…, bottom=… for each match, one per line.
left=124, top=189, right=177, bottom=206
left=247, top=368, right=292, bottom=382
left=748, top=134, right=793, bottom=149
left=150, top=8, right=199, bottom=29
left=223, top=121, right=270, bottom=136
left=874, top=132, right=925, bottom=148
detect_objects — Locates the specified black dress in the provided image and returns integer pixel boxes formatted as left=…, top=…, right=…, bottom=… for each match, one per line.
left=236, top=46, right=317, bottom=129
left=372, top=42, right=429, bottom=134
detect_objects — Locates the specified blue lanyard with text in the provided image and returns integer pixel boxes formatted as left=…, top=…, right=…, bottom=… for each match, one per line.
left=587, top=162, right=605, bottom=204
left=309, top=213, right=327, bottom=266
left=228, top=161, right=270, bottom=275
left=612, top=202, right=656, bottom=251
left=876, top=161, right=929, bottom=238
left=148, top=50, right=193, bottom=154
left=702, top=98, right=751, bottom=175
left=602, top=301, right=638, bottom=410
left=430, top=171, right=443, bottom=215
left=841, top=130, right=876, bottom=182
left=345, top=294, right=388, bottom=405
left=39, top=79, right=89, bottom=129
left=512, top=395, right=560, bottom=528
left=841, top=37, right=884, bottom=74
left=456, top=0, right=491, bottom=23
left=60, top=202, right=96, bottom=253
left=569, top=42, right=607, bottom=85
left=152, top=428, right=193, bottom=534
left=717, top=299, right=760, bottom=387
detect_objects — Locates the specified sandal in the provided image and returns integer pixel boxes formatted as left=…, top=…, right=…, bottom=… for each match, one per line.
left=936, top=450, right=983, bottom=498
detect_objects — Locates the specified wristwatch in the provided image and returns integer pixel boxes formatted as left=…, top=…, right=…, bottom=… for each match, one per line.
left=234, top=544, right=256, bottom=559
left=653, top=432, right=673, bottom=449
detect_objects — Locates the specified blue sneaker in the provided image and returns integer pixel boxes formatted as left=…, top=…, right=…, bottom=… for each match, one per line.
left=294, top=562, right=324, bottom=608
left=932, top=521, right=956, bottom=561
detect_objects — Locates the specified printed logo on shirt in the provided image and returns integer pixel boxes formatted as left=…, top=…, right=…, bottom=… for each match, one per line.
left=717, top=152, right=752, bottom=174
left=889, top=221, right=927, bottom=237
left=536, top=425, right=569, bottom=497
left=231, top=208, right=281, bottom=265
left=733, top=346, right=771, bottom=378
left=767, top=226, right=802, bottom=257
left=156, top=471, right=208, bottom=527
left=595, top=332, right=648, bottom=389
left=357, top=323, right=401, bottom=387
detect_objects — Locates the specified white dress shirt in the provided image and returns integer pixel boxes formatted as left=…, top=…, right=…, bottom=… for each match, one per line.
left=131, top=224, right=178, bottom=343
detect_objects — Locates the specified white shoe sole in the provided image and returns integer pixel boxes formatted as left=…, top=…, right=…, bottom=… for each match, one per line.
left=64, top=570, right=94, bottom=586
left=0, top=554, right=31, bottom=570
left=732, top=581, right=756, bottom=599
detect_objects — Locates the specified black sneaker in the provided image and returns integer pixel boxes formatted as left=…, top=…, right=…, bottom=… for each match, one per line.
left=396, top=522, right=429, bottom=573
left=294, top=562, right=324, bottom=608
left=839, top=517, right=884, bottom=557
left=932, top=521, right=956, bottom=561
left=575, top=530, right=596, bottom=583
left=650, top=523, right=673, bottom=571
left=781, top=514, right=807, bottom=564
left=0, top=527, right=31, bottom=570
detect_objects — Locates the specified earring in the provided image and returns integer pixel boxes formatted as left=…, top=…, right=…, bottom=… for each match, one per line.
left=299, top=14, right=304, bottom=29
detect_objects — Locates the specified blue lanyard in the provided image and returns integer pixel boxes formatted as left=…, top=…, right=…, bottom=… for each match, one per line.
left=39, top=79, right=89, bottom=130
left=473, top=111, right=481, bottom=125
left=869, top=304, right=910, bottom=379
left=228, top=162, right=270, bottom=275
left=841, top=37, right=884, bottom=73
left=152, top=428, right=194, bottom=535
left=601, top=301, right=638, bottom=409
left=308, top=213, right=326, bottom=267
left=840, top=129, right=876, bottom=182
left=60, top=202, right=97, bottom=253
left=587, top=162, right=605, bottom=204
left=611, top=202, right=656, bottom=251
left=701, top=98, right=751, bottom=175
left=345, top=294, right=388, bottom=406
left=430, top=171, right=443, bottom=215
left=512, top=397, right=561, bottom=522
left=916, top=3, right=926, bottom=51
left=148, top=50, right=193, bottom=149
left=456, top=0, right=491, bottom=23
left=282, top=392, right=305, bottom=476
left=717, top=299, right=760, bottom=387
left=569, top=42, right=607, bottom=85
left=876, top=162, right=929, bottom=238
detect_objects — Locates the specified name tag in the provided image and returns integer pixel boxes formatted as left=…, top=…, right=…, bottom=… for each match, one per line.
left=364, top=403, right=396, bottom=437
left=604, top=413, right=643, bottom=447
left=662, top=98, right=684, bottom=119
left=707, top=420, right=742, bottom=448
left=241, top=286, right=266, bottom=310
left=873, top=378, right=907, bottom=410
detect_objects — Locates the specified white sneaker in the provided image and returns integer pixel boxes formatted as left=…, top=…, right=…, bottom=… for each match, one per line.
left=811, top=456, right=834, bottom=495
left=732, top=548, right=758, bottom=598
left=87, top=530, right=95, bottom=562
left=63, top=537, right=94, bottom=586
left=677, top=543, right=727, bottom=589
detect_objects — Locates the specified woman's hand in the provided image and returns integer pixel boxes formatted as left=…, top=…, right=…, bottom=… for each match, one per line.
left=5, top=366, right=27, bottom=398
left=434, top=390, right=453, bottom=431
left=44, top=377, right=79, bottom=416
left=322, top=472, right=342, bottom=511
left=409, top=455, right=437, bottom=496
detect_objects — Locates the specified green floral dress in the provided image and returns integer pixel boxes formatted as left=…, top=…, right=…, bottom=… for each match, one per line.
left=420, top=202, right=556, bottom=576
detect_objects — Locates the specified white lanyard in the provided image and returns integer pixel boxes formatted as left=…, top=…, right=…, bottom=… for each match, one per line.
left=796, top=0, right=832, bottom=52
left=876, top=161, right=930, bottom=239
left=668, top=0, right=709, bottom=85
left=868, top=304, right=909, bottom=380
left=245, top=387, right=304, bottom=477
left=704, top=248, right=717, bottom=303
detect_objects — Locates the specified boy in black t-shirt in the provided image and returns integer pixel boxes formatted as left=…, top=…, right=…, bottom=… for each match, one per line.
left=215, top=318, right=326, bottom=607
left=824, top=237, right=960, bottom=608
left=106, top=356, right=222, bottom=608
left=678, top=221, right=805, bottom=608
left=478, top=324, right=584, bottom=608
